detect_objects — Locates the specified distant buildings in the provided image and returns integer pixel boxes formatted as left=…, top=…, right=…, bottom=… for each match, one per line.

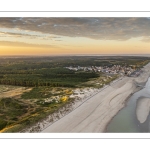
left=65, top=64, right=141, bottom=77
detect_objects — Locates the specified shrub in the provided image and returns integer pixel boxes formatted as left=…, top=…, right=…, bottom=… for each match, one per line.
left=0, top=119, right=7, bottom=130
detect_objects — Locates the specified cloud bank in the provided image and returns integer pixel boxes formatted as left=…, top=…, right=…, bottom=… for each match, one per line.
left=0, top=17, right=150, bottom=41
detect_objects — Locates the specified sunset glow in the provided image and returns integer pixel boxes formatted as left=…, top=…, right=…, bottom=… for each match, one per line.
left=0, top=17, right=150, bottom=56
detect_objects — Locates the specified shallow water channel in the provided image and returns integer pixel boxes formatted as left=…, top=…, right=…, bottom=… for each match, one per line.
left=106, top=77, right=150, bottom=133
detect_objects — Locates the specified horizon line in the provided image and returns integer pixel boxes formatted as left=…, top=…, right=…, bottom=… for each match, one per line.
left=0, top=54, right=150, bottom=57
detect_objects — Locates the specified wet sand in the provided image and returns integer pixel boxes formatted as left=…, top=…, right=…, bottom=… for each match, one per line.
left=136, top=98, right=150, bottom=123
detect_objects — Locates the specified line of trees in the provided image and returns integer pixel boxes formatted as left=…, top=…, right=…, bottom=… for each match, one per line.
left=0, top=79, right=70, bottom=87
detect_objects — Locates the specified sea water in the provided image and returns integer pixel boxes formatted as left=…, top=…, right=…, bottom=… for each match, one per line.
left=106, top=77, right=150, bottom=133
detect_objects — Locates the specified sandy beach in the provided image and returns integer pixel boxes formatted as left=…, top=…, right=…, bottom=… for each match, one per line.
left=41, top=77, right=134, bottom=132
left=40, top=63, right=150, bottom=133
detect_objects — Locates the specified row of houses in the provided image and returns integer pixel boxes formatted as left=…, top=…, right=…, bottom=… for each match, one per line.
left=65, top=65, right=138, bottom=76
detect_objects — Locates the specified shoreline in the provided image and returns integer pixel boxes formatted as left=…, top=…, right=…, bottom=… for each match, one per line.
left=105, top=63, right=150, bottom=132
left=22, top=76, right=123, bottom=133
left=41, top=77, right=135, bottom=132
left=104, top=92, right=133, bottom=132
left=23, top=63, right=150, bottom=133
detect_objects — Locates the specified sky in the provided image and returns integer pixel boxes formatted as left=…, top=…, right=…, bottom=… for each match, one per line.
left=0, top=17, right=150, bottom=56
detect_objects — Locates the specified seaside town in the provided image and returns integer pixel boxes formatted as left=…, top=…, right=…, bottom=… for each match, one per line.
left=65, top=64, right=142, bottom=77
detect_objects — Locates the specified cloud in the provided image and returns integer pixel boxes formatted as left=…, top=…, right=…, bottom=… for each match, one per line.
left=0, top=41, right=57, bottom=48
left=0, top=31, right=60, bottom=41
left=141, top=36, right=150, bottom=43
left=54, top=40, right=62, bottom=41
left=0, top=17, right=150, bottom=41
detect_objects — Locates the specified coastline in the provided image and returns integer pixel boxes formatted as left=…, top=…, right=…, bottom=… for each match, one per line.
left=105, top=63, right=150, bottom=132
left=21, top=77, right=122, bottom=133
left=105, top=63, right=150, bottom=131
left=41, top=77, right=135, bottom=132
left=23, top=63, right=150, bottom=133
left=104, top=92, right=133, bottom=133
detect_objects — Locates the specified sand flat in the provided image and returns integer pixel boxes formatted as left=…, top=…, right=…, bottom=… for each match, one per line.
left=136, top=98, right=150, bottom=123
